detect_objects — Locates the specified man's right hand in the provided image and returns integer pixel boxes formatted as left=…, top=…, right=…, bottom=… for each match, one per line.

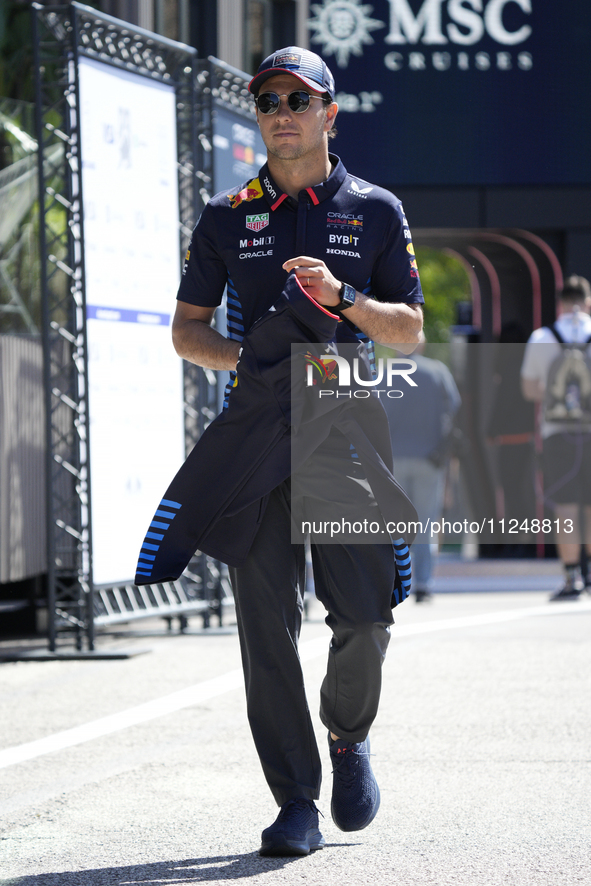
left=172, top=301, right=241, bottom=371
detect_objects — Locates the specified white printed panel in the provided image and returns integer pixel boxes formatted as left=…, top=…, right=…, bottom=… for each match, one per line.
left=78, top=57, right=184, bottom=586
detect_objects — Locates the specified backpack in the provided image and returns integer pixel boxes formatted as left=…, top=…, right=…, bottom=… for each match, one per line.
left=543, top=324, right=591, bottom=425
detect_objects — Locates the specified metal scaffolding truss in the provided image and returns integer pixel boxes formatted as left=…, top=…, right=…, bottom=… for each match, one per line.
left=31, top=2, right=232, bottom=651
left=177, top=56, right=258, bottom=626
left=180, top=54, right=260, bottom=451
left=208, top=56, right=257, bottom=117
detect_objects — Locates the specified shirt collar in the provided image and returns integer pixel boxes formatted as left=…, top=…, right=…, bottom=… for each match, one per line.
left=259, top=154, right=348, bottom=211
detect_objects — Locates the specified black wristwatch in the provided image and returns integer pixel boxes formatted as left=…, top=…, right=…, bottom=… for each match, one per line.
left=335, top=282, right=356, bottom=312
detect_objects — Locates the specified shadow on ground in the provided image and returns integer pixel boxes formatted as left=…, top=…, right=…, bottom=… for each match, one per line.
left=1, top=847, right=357, bottom=885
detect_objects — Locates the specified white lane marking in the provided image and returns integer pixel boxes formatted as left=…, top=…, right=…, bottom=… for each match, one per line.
left=1, top=600, right=589, bottom=770
left=395, top=599, right=591, bottom=635
left=0, top=669, right=243, bottom=770
left=299, top=599, right=591, bottom=657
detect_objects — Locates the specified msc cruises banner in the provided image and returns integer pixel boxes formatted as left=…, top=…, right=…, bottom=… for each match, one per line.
left=307, top=0, right=591, bottom=185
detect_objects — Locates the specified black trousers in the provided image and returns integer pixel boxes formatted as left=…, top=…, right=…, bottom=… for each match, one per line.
left=229, top=479, right=396, bottom=806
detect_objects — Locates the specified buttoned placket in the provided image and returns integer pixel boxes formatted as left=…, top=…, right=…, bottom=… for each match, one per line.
left=262, top=156, right=347, bottom=256
left=296, top=192, right=311, bottom=255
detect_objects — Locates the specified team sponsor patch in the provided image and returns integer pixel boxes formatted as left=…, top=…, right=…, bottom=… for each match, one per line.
left=348, top=181, right=373, bottom=197
left=239, top=250, right=273, bottom=260
left=228, top=178, right=264, bottom=209
left=246, top=212, right=269, bottom=232
left=328, top=234, right=360, bottom=246
left=239, top=236, right=274, bottom=248
left=327, top=212, right=364, bottom=231
left=274, top=51, right=301, bottom=67
left=263, top=176, right=277, bottom=199
left=406, top=243, right=415, bottom=255
left=326, top=248, right=361, bottom=258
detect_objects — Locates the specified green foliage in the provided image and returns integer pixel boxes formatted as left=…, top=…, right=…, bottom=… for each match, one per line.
left=0, top=2, right=35, bottom=103
left=0, top=92, right=42, bottom=333
left=415, top=247, right=471, bottom=343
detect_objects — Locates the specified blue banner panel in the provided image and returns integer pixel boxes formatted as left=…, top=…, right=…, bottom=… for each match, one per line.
left=213, top=107, right=267, bottom=192
left=307, top=0, right=591, bottom=185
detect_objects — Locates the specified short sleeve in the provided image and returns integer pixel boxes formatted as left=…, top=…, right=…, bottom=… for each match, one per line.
left=520, top=328, right=557, bottom=382
left=370, top=201, right=424, bottom=305
left=176, top=201, right=228, bottom=308
left=520, top=340, right=539, bottom=381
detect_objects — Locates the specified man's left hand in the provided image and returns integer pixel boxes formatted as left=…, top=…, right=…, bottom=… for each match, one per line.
left=283, top=256, right=342, bottom=308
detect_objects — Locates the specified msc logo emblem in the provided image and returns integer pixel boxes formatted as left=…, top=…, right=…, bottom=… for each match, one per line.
left=308, top=0, right=384, bottom=68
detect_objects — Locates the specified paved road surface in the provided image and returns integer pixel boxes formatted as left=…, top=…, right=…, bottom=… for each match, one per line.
left=1, top=587, right=590, bottom=885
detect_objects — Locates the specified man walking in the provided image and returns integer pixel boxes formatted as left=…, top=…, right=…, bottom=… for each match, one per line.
left=172, top=47, right=423, bottom=855
left=521, top=276, right=591, bottom=599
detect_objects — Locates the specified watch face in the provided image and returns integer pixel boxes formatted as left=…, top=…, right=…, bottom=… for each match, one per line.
left=341, top=284, right=356, bottom=309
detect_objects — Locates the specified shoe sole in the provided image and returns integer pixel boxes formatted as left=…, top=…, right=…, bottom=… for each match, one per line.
left=259, top=831, right=325, bottom=857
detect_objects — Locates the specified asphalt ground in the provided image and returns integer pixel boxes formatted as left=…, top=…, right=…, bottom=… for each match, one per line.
left=1, top=579, right=590, bottom=886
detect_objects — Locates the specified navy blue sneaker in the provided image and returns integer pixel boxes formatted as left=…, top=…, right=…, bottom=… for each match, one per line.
left=329, top=735, right=380, bottom=831
left=259, top=797, right=325, bottom=857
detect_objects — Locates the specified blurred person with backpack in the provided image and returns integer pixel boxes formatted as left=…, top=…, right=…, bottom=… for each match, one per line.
left=521, top=276, right=591, bottom=600
left=487, top=322, right=536, bottom=555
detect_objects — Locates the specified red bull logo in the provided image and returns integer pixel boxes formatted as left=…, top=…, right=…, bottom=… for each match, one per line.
left=229, top=178, right=264, bottom=209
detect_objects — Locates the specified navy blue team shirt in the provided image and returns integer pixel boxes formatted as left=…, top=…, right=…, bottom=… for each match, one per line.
left=177, top=153, right=424, bottom=349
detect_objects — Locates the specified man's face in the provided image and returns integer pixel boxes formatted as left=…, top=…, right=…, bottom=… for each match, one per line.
left=255, top=73, right=337, bottom=162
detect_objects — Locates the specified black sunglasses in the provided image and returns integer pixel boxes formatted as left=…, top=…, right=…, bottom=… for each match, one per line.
left=255, top=91, right=329, bottom=115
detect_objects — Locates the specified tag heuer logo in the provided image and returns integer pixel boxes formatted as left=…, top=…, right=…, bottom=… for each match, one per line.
left=246, top=213, right=269, bottom=232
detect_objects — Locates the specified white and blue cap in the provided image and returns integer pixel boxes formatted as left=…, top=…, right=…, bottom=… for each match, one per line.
left=248, top=46, right=335, bottom=101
